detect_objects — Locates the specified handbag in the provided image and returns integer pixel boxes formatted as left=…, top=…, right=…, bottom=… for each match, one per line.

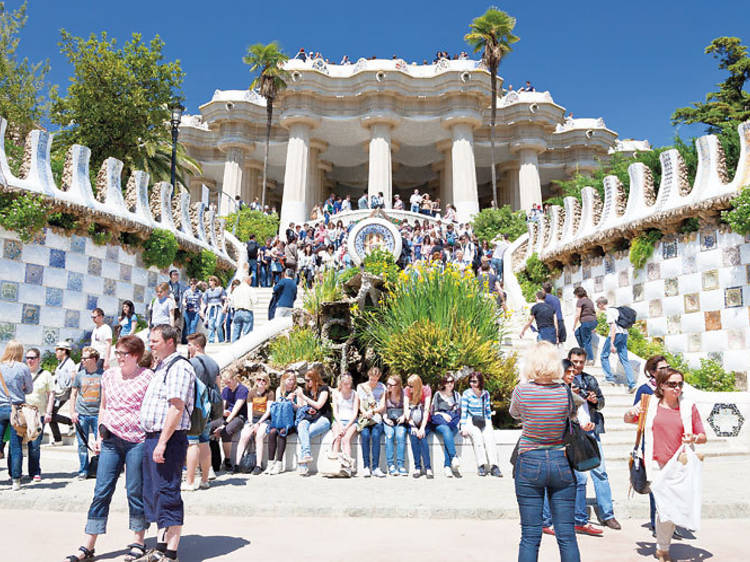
left=236, top=450, right=257, bottom=473
left=0, top=367, right=42, bottom=443
left=386, top=407, right=403, bottom=422
left=562, top=385, right=601, bottom=472
left=471, top=392, right=488, bottom=430
left=629, top=394, right=651, bottom=495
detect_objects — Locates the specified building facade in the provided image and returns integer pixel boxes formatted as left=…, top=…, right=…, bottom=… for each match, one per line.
left=179, top=57, right=632, bottom=228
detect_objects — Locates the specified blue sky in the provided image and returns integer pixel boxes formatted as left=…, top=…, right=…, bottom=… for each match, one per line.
left=9, top=0, right=750, bottom=148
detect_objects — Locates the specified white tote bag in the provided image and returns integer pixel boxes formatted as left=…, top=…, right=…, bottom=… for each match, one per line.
left=650, top=444, right=702, bottom=531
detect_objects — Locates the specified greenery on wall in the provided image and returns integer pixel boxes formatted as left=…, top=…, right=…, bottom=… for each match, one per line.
left=629, top=229, right=663, bottom=269
left=722, top=185, right=750, bottom=235
left=472, top=205, right=528, bottom=243
left=268, top=327, right=331, bottom=368
left=225, top=208, right=279, bottom=243
left=185, top=249, right=217, bottom=280
left=142, top=228, right=178, bottom=269
left=517, top=252, right=553, bottom=302
left=0, top=191, right=47, bottom=242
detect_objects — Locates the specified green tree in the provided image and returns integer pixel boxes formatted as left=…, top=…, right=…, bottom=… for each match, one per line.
left=243, top=42, right=289, bottom=208
left=472, top=205, right=527, bottom=242
left=226, top=207, right=279, bottom=244
left=465, top=7, right=519, bottom=208
left=672, top=37, right=750, bottom=174
left=50, top=31, right=197, bottom=184
left=0, top=1, right=53, bottom=139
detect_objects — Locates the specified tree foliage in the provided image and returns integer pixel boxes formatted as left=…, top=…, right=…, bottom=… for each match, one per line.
left=226, top=208, right=279, bottom=243
left=50, top=31, right=196, bottom=184
left=722, top=185, right=750, bottom=235
left=142, top=228, right=179, bottom=269
left=0, top=1, right=53, bottom=139
left=472, top=205, right=527, bottom=243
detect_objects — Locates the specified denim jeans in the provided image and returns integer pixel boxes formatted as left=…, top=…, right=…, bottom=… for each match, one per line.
left=491, top=258, right=503, bottom=279
left=231, top=309, right=254, bottom=342
left=575, top=434, right=614, bottom=522
left=542, top=470, right=588, bottom=527
left=431, top=423, right=457, bottom=467
left=383, top=423, right=407, bottom=470
left=76, top=414, right=99, bottom=475
left=0, top=405, right=24, bottom=479
left=515, top=448, right=580, bottom=562
left=27, top=422, right=45, bottom=477
left=206, top=305, right=222, bottom=343
left=537, top=326, right=557, bottom=344
left=184, top=310, right=200, bottom=336
left=600, top=333, right=635, bottom=388
left=296, top=416, right=331, bottom=458
left=574, top=320, right=597, bottom=363
left=359, top=422, right=383, bottom=469
left=408, top=429, right=431, bottom=470
left=248, top=259, right=258, bottom=286
left=86, top=435, right=146, bottom=535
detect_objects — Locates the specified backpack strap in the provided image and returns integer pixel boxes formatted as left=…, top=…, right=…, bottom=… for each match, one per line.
left=634, top=394, right=650, bottom=451
left=0, top=366, right=11, bottom=401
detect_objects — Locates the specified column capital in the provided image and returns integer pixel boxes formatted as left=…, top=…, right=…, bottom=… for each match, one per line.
left=360, top=114, right=399, bottom=130
left=509, top=139, right=547, bottom=154
left=279, top=114, right=320, bottom=130
left=441, top=113, right=482, bottom=131
left=217, top=140, right=254, bottom=156
left=362, top=139, right=400, bottom=153
left=436, top=139, right=452, bottom=154
left=244, top=159, right=264, bottom=172
left=318, top=160, right=333, bottom=173
left=499, top=160, right=520, bottom=173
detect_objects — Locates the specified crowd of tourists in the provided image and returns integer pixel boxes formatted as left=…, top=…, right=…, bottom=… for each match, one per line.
left=292, top=48, right=471, bottom=65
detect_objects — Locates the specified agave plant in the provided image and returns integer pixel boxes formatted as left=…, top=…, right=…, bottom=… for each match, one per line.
left=302, top=267, right=345, bottom=316
left=267, top=327, right=331, bottom=368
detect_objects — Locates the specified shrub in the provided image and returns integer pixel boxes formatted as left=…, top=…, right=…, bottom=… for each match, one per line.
left=87, top=222, right=112, bottom=246
left=226, top=208, right=279, bottom=243
left=685, top=358, right=736, bottom=392
left=679, top=217, right=700, bottom=234
left=472, top=206, right=528, bottom=243
left=47, top=211, right=78, bottom=230
left=268, top=327, right=332, bottom=368
left=517, top=252, right=551, bottom=302
left=303, top=268, right=344, bottom=316
left=142, top=228, right=178, bottom=269
left=722, top=185, right=750, bottom=235
left=186, top=249, right=217, bottom=280
left=119, top=231, right=143, bottom=248
left=362, top=248, right=400, bottom=287
left=629, top=229, right=662, bottom=270
left=0, top=192, right=47, bottom=242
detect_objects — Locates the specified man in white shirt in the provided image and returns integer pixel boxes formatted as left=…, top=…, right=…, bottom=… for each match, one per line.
left=230, top=277, right=257, bottom=342
left=409, top=189, right=422, bottom=213
left=491, top=235, right=509, bottom=280
left=393, top=194, right=404, bottom=210
left=90, top=308, right=112, bottom=369
left=341, top=195, right=352, bottom=212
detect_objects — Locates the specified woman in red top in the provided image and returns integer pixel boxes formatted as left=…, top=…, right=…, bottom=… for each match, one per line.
left=62, top=335, right=155, bottom=562
left=624, top=368, right=706, bottom=562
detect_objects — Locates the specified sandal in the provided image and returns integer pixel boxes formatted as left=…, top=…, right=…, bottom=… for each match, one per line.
left=123, top=543, right=146, bottom=561
left=64, top=545, right=94, bottom=561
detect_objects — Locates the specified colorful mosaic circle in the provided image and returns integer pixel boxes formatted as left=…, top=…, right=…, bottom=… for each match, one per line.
left=347, top=218, right=402, bottom=266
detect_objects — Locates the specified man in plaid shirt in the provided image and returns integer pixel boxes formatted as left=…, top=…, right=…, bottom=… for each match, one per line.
left=136, top=324, right=195, bottom=562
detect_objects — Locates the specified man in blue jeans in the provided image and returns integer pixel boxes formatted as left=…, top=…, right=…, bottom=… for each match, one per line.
left=596, top=297, right=636, bottom=392
left=229, top=276, right=256, bottom=342
left=70, top=347, right=103, bottom=480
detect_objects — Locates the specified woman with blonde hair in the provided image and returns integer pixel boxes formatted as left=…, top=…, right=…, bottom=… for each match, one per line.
left=329, top=374, right=359, bottom=465
left=383, top=374, right=408, bottom=476
left=295, top=366, right=332, bottom=474
left=202, top=275, right=226, bottom=343
left=266, top=370, right=299, bottom=475
left=405, top=374, right=433, bottom=478
left=509, top=341, right=580, bottom=561
left=0, top=340, right=32, bottom=491
left=357, top=366, right=386, bottom=477
left=235, top=372, right=276, bottom=475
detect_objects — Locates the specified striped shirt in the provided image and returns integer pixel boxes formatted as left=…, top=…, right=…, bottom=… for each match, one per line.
left=460, top=389, right=492, bottom=427
left=509, top=382, right=570, bottom=454
left=140, top=352, right=195, bottom=433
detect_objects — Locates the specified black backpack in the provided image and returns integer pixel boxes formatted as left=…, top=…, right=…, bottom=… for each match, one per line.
left=246, top=240, right=260, bottom=260
left=615, top=306, right=637, bottom=330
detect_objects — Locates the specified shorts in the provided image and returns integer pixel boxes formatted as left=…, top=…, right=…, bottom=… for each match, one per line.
left=187, top=424, right=210, bottom=444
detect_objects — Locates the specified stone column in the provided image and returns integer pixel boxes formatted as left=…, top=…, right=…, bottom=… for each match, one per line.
left=363, top=117, right=397, bottom=208
left=517, top=148, right=543, bottom=211
left=500, top=162, right=521, bottom=209
left=241, top=161, right=261, bottom=206
left=306, top=140, right=327, bottom=218
left=279, top=118, right=315, bottom=234
left=318, top=160, right=333, bottom=211
left=435, top=140, right=453, bottom=208
left=220, top=147, right=244, bottom=215
left=447, top=119, right=480, bottom=222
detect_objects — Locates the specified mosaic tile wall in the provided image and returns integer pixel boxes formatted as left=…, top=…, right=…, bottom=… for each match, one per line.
left=0, top=228, right=181, bottom=351
left=553, top=227, right=750, bottom=375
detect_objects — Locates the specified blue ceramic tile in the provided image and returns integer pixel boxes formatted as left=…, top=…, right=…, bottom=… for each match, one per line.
left=88, top=257, right=102, bottom=276
left=42, top=327, right=59, bottom=346
left=662, top=240, right=678, bottom=260
left=64, top=310, right=80, bottom=328
left=49, top=249, right=66, bottom=268
left=25, top=263, right=44, bottom=285
left=70, top=235, right=86, bottom=254
left=0, top=322, right=15, bottom=341
left=3, top=239, right=22, bottom=261
left=45, top=287, right=63, bottom=307
left=120, top=264, right=132, bottom=282
left=106, top=246, right=119, bottom=261
left=67, top=272, right=83, bottom=292
left=147, top=271, right=158, bottom=288
left=21, top=304, right=40, bottom=325
left=133, top=285, right=145, bottom=302
left=86, top=295, right=98, bottom=310
left=1, top=281, right=18, bottom=302
left=103, top=279, right=116, bottom=296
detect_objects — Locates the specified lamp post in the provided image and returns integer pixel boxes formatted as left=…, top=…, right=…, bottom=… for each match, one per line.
left=169, top=103, right=184, bottom=189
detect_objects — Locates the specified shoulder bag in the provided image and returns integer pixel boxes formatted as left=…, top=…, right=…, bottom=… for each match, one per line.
left=0, top=367, right=42, bottom=443
left=629, top=394, right=651, bottom=494
left=562, top=385, right=601, bottom=472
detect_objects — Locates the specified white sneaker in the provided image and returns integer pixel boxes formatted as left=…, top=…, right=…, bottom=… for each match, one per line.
left=361, top=467, right=371, bottom=478
left=263, top=460, right=276, bottom=475
left=199, top=481, right=210, bottom=490
left=425, top=469, right=434, bottom=479
left=451, top=457, right=462, bottom=477
left=181, top=481, right=198, bottom=492
left=207, top=468, right=217, bottom=481
left=444, top=466, right=453, bottom=478
left=372, top=467, right=386, bottom=478
left=11, top=479, right=21, bottom=491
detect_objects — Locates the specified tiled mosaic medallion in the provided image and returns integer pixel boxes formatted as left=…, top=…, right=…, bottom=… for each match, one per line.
left=120, top=264, right=132, bottom=282
left=25, top=263, right=44, bottom=285
left=49, top=249, right=66, bottom=268
left=649, top=299, right=662, bottom=317
left=664, top=278, right=679, bottom=297
left=708, top=351, right=723, bottom=364
left=21, top=304, right=40, bottom=325
left=647, top=263, right=660, bottom=281
left=723, top=246, right=741, bottom=267
left=725, top=286, right=743, bottom=308
left=704, top=310, right=721, bottom=331
left=633, top=284, right=644, bottom=302
left=3, top=239, right=21, bottom=261
left=684, top=293, right=700, bottom=314
left=103, top=279, right=116, bottom=296
left=662, top=240, right=677, bottom=260
left=45, top=287, right=63, bottom=307
left=70, top=236, right=86, bottom=254
left=86, top=295, right=98, bottom=310
left=702, top=270, right=719, bottom=291
left=708, top=403, right=745, bottom=437
left=88, top=257, right=102, bottom=276
left=67, top=272, right=83, bottom=292
left=0, top=322, right=15, bottom=341
left=42, top=327, right=59, bottom=346
left=1, top=281, right=18, bottom=302
left=682, top=256, right=697, bottom=274
left=700, top=230, right=717, bottom=251
left=64, top=310, right=80, bottom=328
left=106, top=246, right=119, bottom=261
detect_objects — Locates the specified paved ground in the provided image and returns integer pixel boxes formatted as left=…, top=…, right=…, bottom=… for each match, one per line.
left=4, top=509, right=744, bottom=561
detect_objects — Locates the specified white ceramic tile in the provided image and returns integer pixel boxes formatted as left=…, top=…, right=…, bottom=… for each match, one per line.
left=119, top=249, right=137, bottom=266
left=39, top=306, right=63, bottom=327
left=664, top=334, right=687, bottom=353
left=21, top=244, right=49, bottom=266
left=18, top=284, right=44, bottom=306
left=15, top=324, right=42, bottom=343
left=646, top=316, right=666, bottom=337
left=44, top=267, right=67, bottom=289
left=62, top=291, right=86, bottom=311
left=66, top=253, right=88, bottom=274
left=722, top=350, right=748, bottom=372
left=662, top=295, right=683, bottom=316
left=131, top=267, right=148, bottom=286
left=719, top=265, right=745, bottom=286
left=681, top=312, right=705, bottom=333
left=701, top=289, right=723, bottom=311
left=0, top=301, right=21, bottom=322
left=0, top=258, right=25, bottom=282
left=721, top=308, right=748, bottom=330
left=679, top=272, right=700, bottom=294
left=615, top=286, right=633, bottom=306
left=45, top=231, right=70, bottom=250
left=696, top=248, right=720, bottom=271
left=82, top=275, right=103, bottom=295
left=101, top=260, right=120, bottom=280
left=86, top=242, right=107, bottom=259
left=660, top=257, right=682, bottom=278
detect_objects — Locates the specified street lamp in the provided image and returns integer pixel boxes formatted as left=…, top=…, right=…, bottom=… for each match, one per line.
left=169, top=103, right=184, bottom=189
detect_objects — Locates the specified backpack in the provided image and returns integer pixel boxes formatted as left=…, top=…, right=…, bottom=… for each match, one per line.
left=189, top=374, right=212, bottom=437
left=615, top=306, right=637, bottom=330
left=194, top=356, right=223, bottom=420
left=269, top=398, right=295, bottom=436
left=246, top=240, right=260, bottom=260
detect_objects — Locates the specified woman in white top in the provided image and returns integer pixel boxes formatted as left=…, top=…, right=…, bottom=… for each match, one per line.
left=329, top=373, right=359, bottom=463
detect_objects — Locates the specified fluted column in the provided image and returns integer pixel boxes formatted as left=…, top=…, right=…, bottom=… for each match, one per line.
left=434, top=140, right=453, bottom=208
left=518, top=148, right=542, bottom=211
left=242, top=161, right=262, bottom=205
left=363, top=117, right=398, bottom=208
left=500, top=162, right=521, bottom=209
left=220, top=147, right=245, bottom=215
left=446, top=119, right=480, bottom=221
left=306, top=140, right=327, bottom=218
left=279, top=119, right=315, bottom=234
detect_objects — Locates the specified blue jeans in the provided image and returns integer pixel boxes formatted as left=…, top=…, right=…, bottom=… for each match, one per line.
left=231, top=309, right=254, bottom=342
left=408, top=429, right=431, bottom=470
left=27, top=423, right=45, bottom=477
left=76, top=414, right=99, bottom=476
left=248, top=259, right=258, bottom=286
left=491, top=258, right=503, bottom=279
left=432, top=423, right=457, bottom=467
left=575, top=434, right=614, bottom=522
left=542, top=470, right=588, bottom=527
left=86, top=435, right=146, bottom=535
left=0, top=405, right=24, bottom=479
left=359, top=422, right=383, bottom=469
left=515, top=448, right=580, bottom=562
left=383, top=423, right=407, bottom=470
left=537, top=326, right=557, bottom=344
left=600, top=333, right=635, bottom=388
left=410, top=204, right=419, bottom=213
left=574, top=321, right=597, bottom=363
left=184, top=310, right=200, bottom=336
left=297, top=416, right=331, bottom=458
left=205, top=305, right=222, bottom=343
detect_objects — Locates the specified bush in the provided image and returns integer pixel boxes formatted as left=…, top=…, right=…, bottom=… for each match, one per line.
left=268, top=327, right=332, bottom=368
left=226, top=208, right=279, bottom=243
left=303, top=268, right=344, bottom=316
left=186, top=249, right=217, bottom=281
left=143, top=228, right=178, bottom=269
left=685, top=358, right=737, bottom=392
left=87, top=222, right=113, bottom=246
left=722, top=185, right=750, bottom=235
left=362, top=248, right=400, bottom=287
left=47, top=211, right=79, bottom=230
left=0, top=192, right=47, bottom=242
left=679, top=217, right=700, bottom=234
left=472, top=206, right=528, bottom=243
left=517, top=253, right=551, bottom=302
left=629, top=229, right=662, bottom=270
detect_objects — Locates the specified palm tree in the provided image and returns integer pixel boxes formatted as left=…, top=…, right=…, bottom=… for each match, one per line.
left=465, top=7, right=519, bottom=209
left=243, top=42, right=289, bottom=208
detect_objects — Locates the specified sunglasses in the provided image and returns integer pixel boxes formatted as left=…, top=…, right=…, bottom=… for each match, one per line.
left=82, top=356, right=93, bottom=360
left=386, top=382, right=397, bottom=387
left=664, top=381, right=684, bottom=389
left=445, top=379, right=454, bottom=384
left=469, top=379, right=479, bottom=384
left=114, top=351, right=130, bottom=357
left=25, top=356, right=38, bottom=360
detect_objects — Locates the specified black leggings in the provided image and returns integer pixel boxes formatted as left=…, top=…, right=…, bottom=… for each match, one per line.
left=48, top=400, right=72, bottom=442
left=267, top=428, right=289, bottom=462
